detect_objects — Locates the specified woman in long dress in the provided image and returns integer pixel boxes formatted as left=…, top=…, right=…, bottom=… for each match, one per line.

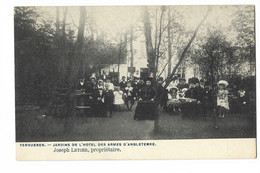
left=134, top=80, right=156, bottom=120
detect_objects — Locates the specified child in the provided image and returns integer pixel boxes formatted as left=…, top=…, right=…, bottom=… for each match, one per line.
left=237, top=87, right=249, bottom=113
left=102, top=83, right=115, bottom=118
left=167, top=87, right=181, bottom=112
left=124, top=82, right=135, bottom=111
left=113, top=87, right=124, bottom=110
left=217, top=80, right=229, bottom=118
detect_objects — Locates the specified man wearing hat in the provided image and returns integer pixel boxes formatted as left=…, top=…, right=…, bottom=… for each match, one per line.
left=100, top=70, right=108, bottom=81
left=177, top=78, right=189, bottom=91
left=156, top=77, right=168, bottom=110
left=119, top=76, right=127, bottom=92
left=182, top=77, right=202, bottom=119
left=105, top=77, right=114, bottom=91
left=202, top=81, right=215, bottom=120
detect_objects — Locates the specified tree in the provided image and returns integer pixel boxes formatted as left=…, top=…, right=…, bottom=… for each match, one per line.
left=142, top=6, right=156, bottom=78
left=190, top=30, right=236, bottom=85
left=232, top=6, right=255, bottom=75
left=64, top=7, right=86, bottom=133
left=141, top=6, right=211, bottom=133
left=163, top=7, right=211, bottom=88
left=15, top=7, right=59, bottom=105
left=167, top=6, right=172, bottom=76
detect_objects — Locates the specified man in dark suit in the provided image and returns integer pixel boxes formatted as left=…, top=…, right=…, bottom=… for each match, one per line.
left=156, top=77, right=168, bottom=111
left=119, top=76, right=127, bottom=92
left=177, top=78, right=189, bottom=91
left=132, top=78, right=140, bottom=100
left=100, top=70, right=108, bottom=81
left=202, top=81, right=215, bottom=120
left=102, top=83, right=115, bottom=118
left=182, top=77, right=201, bottom=119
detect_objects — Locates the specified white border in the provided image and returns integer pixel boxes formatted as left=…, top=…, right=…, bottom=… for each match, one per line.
left=0, top=0, right=259, bottom=173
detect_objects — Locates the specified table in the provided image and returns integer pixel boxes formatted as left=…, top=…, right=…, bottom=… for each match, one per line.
left=75, top=91, right=93, bottom=117
left=48, top=89, right=69, bottom=117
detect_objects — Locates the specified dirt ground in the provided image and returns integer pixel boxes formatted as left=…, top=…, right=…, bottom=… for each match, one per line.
left=15, top=104, right=256, bottom=142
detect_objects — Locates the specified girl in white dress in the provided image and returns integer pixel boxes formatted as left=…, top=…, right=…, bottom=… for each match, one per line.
left=114, top=87, right=124, bottom=110
left=217, top=80, right=229, bottom=118
left=167, top=87, right=181, bottom=112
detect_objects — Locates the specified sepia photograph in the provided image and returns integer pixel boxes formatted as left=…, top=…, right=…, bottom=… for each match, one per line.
left=14, top=5, right=256, bottom=159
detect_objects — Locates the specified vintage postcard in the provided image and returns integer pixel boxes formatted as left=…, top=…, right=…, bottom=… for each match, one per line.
left=15, top=5, right=256, bottom=160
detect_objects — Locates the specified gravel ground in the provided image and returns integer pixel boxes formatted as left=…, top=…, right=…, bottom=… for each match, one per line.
left=16, top=104, right=256, bottom=142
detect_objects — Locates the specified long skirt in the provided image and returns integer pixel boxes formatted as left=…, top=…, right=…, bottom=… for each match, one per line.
left=181, top=102, right=199, bottom=119
left=134, top=100, right=156, bottom=120
left=92, top=101, right=106, bottom=117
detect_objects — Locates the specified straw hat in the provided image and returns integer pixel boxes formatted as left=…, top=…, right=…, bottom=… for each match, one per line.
left=182, top=88, right=188, bottom=93
left=217, top=80, right=229, bottom=87
left=170, top=87, right=178, bottom=92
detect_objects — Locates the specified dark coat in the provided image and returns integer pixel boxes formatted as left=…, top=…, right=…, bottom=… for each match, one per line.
left=157, top=84, right=168, bottom=106
left=134, top=86, right=157, bottom=120
left=102, top=90, right=114, bottom=105
left=140, top=86, right=156, bottom=101
left=90, top=83, right=100, bottom=101
left=177, top=83, right=190, bottom=90
left=124, top=87, right=135, bottom=98
left=202, top=88, right=216, bottom=110
left=119, top=81, right=127, bottom=91
left=185, top=86, right=204, bottom=102
left=133, top=82, right=141, bottom=96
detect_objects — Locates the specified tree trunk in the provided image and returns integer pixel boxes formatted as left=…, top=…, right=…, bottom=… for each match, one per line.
left=167, top=6, right=172, bottom=76
left=62, top=7, right=68, bottom=42
left=61, top=7, right=68, bottom=83
left=118, top=31, right=123, bottom=80
left=164, top=7, right=211, bottom=88
left=77, top=7, right=86, bottom=78
left=56, top=7, right=60, bottom=36
left=155, top=7, right=165, bottom=78
left=154, top=7, right=211, bottom=134
left=64, top=7, right=86, bottom=134
left=142, top=7, right=156, bottom=78
left=130, top=26, right=134, bottom=75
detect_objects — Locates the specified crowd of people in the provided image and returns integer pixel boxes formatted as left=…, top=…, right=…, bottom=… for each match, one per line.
left=76, top=74, right=157, bottom=119
left=76, top=73, right=252, bottom=128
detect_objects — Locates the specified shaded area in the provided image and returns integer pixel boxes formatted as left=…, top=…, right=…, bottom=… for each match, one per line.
left=16, top=104, right=256, bottom=142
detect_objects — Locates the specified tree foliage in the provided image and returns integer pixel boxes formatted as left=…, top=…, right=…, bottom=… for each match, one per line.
left=231, top=6, right=255, bottom=74
left=15, top=7, right=126, bottom=105
left=190, top=30, right=236, bottom=83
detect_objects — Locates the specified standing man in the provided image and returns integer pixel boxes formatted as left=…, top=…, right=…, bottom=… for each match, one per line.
left=156, top=77, right=168, bottom=111
left=101, top=70, right=107, bottom=81
left=182, top=77, right=200, bottom=119
left=202, top=81, right=215, bottom=120
left=200, top=79, right=205, bottom=89
left=119, top=76, right=127, bottom=92
left=105, top=77, right=114, bottom=91
left=132, top=78, right=140, bottom=100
